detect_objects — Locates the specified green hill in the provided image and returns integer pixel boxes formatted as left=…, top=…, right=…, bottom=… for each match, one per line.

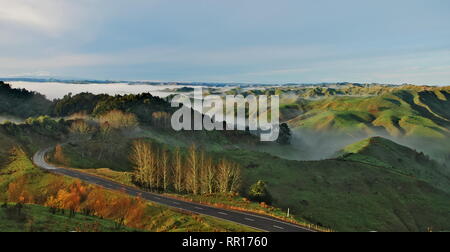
left=0, top=82, right=51, bottom=118
left=339, top=137, right=450, bottom=194
left=288, top=88, right=450, bottom=139
left=220, top=145, right=450, bottom=232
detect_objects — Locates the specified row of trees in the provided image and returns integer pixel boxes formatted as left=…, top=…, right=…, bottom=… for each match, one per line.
left=44, top=181, right=147, bottom=227
left=130, top=141, right=241, bottom=195
left=7, top=176, right=147, bottom=228
left=51, top=92, right=171, bottom=125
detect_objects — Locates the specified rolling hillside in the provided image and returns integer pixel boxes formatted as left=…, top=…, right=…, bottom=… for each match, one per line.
left=221, top=138, right=450, bottom=232
left=338, top=137, right=450, bottom=194
left=0, top=82, right=51, bottom=118
left=288, top=88, right=450, bottom=139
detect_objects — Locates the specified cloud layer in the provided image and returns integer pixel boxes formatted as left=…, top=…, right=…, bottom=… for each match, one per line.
left=0, top=0, right=449, bottom=85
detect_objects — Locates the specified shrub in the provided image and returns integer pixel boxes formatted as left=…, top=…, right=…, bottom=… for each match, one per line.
left=248, top=180, right=272, bottom=204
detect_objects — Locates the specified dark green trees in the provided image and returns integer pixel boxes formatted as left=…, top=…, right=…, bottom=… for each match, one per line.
left=248, top=180, right=272, bottom=204
left=0, top=81, right=52, bottom=118
left=277, top=123, right=292, bottom=145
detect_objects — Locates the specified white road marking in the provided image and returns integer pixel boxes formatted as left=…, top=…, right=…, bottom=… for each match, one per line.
left=195, top=207, right=204, bottom=210
left=273, top=225, right=285, bottom=230
left=245, top=218, right=255, bottom=222
left=218, top=212, right=228, bottom=216
left=173, top=202, right=181, bottom=205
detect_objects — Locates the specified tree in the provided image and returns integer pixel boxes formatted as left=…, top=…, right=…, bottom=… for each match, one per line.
left=110, top=197, right=133, bottom=228
left=83, top=189, right=108, bottom=218
left=277, top=123, right=292, bottom=145
left=99, top=110, right=138, bottom=129
left=248, top=180, right=272, bottom=204
left=217, top=159, right=241, bottom=194
left=152, top=111, right=172, bottom=128
left=229, top=162, right=242, bottom=194
left=201, top=155, right=216, bottom=194
left=55, top=181, right=90, bottom=218
left=130, top=140, right=157, bottom=190
left=123, top=197, right=147, bottom=228
left=70, top=120, right=92, bottom=135
left=161, top=147, right=170, bottom=192
left=173, top=147, right=184, bottom=193
left=54, top=144, right=66, bottom=164
left=45, top=196, right=60, bottom=215
left=7, top=177, right=32, bottom=208
left=186, top=144, right=200, bottom=195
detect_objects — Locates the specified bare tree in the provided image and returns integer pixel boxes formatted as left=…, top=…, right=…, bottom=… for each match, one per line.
left=186, top=144, right=200, bottom=195
left=202, top=156, right=217, bottom=194
left=130, top=140, right=156, bottom=190
left=228, top=161, right=242, bottom=193
left=173, top=147, right=184, bottom=193
left=217, top=159, right=242, bottom=194
left=161, top=147, right=170, bottom=192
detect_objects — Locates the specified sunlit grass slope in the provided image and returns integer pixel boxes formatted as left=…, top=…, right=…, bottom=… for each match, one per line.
left=288, top=89, right=450, bottom=139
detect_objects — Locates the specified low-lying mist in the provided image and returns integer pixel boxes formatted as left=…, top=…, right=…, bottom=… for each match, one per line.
left=268, top=128, right=450, bottom=165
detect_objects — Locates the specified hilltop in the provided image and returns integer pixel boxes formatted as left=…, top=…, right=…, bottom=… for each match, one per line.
left=0, top=82, right=51, bottom=118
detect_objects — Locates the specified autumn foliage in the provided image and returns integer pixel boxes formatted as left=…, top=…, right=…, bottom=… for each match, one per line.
left=43, top=180, right=148, bottom=228
left=53, top=144, right=66, bottom=164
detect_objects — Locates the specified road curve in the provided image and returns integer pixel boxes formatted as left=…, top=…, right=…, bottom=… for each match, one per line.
left=33, top=147, right=313, bottom=233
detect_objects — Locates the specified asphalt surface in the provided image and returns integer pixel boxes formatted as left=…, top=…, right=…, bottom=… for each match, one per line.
left=33, top=147, right=313, bottom=232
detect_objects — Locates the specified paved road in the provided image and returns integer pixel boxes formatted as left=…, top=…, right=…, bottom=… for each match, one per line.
left=33, top=148, right=313, bottom=232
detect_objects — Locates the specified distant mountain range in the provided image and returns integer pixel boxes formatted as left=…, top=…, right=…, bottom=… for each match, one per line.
left=0, top=77, right=403, bottom=88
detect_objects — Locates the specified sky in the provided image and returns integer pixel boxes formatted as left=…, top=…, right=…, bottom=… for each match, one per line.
left=0, top=0, right=449, bottom=85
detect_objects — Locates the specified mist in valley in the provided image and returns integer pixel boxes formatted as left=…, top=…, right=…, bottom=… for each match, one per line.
left=276, top=128, right=450, bottom=167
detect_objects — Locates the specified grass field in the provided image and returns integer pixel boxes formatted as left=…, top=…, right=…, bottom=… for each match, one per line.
left=218, top=145, right=450, bottom=232
left=0, top=203, right=136, bottom=232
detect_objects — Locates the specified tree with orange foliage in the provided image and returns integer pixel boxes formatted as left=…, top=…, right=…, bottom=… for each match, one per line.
left=7, top=177, right=33, bottom=204
left=83, top=189, right=108, bottom=218
left=54, top=144, right=66, bottom=164
left=7, top=177, right=33, bottom=215
left=123, top=197, right=147, bottom=229
left=55, top=181, right=90, bottom=218
left=110, top=196, right=133, bottom=228
left=45, top=195, right=60, bottom=215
